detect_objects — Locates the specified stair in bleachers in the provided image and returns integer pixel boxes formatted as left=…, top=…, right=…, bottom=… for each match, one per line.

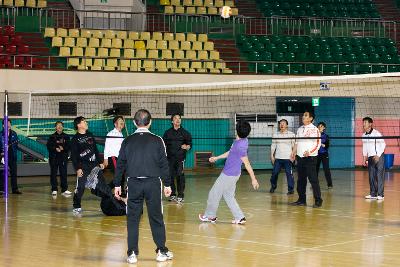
left=372, top=0, right=400, bottom=51
left=235, top=0, right=263, bottom=17
left=146, top=4, right=171, bottom=32
left=210, top=38, right=250, bottom=73
left=47, top=0, right=79, bottom=29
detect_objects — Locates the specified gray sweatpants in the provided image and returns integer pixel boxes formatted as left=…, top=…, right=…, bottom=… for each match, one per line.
left=204, top=173, right=245, bottom=220
left=368, top=154, right=385, bottom=197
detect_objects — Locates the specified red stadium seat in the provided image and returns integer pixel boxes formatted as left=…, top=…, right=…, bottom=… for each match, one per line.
left=4, top=26, right=15, bottom=36
left=10, top=35, right=23, bottom=46
left=15, top=56, right=26, bottom=67
left=0, top=36, right=9, bottom=45
left=18, top=45, right=29, bottom=54
left=6, top=45, right=17, bottom=54
left=0, top=55, right=12, bottom=67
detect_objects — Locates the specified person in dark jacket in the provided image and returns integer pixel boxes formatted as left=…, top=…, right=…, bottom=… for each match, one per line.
left=70, top=116, right=104, bottom=215
left=46, top=121, right=71, bottom=197
left=114, top=109, right=173, bottom=264
left=316, top=122, right=333, bottom=188
left=162, top=114, right=192, bottom=203
left=0, top=119, right=21, bottom=194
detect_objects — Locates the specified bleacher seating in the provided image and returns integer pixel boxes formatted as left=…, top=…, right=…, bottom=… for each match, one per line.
left=256, top=0, right=379, bottom=18
left=44, top=27, right=232, bottom=73
left=0, top=0, right=47, bottom=8
left=160, top=0, right=238, bottom=16
left=237, top=35, right=400, bottom=74
left=0, top=25, right=33, bottom=68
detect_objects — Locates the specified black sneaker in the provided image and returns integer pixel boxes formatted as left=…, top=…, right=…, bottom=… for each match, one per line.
left=269, top=186, right=276, bottom=193
left=287, top=190, right=294, bottom=195
left=289, top=200, right=306, bottom=206
left=313, top=199, right=323, bottom=208
left=12, top=190, right=22, bottom=194
left=232, top=217, right=246, bottom=225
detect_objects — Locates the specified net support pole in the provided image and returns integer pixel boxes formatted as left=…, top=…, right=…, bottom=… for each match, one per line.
left=3, top=90, right=9, bottom=198
left=27, top=92, right=32, bottom=137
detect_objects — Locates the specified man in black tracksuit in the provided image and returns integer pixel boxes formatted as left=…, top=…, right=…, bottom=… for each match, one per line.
left=114, top=109, right=173, bottom=264
left=162, top=114, right=192, bottom=203
left=70, top=116, right=104, bottom=214
left=46, top=121, right=71, bottom=196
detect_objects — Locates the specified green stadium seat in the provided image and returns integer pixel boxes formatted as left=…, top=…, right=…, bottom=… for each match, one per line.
left=290, top=63, right=304, bottom=74
left=323, top=64, right=338, bottom=75
left=339, top=64, right=353, bottom=74
left=274, top=63, right=289, bottom=74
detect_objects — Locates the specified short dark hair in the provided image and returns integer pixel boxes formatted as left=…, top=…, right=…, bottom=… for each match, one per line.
left=113, top=116, right=124, bottom=124
left=278, top=119, right=288, bottom=125
left=317, top=121, right=326, bottom=128
left=304, top=110, right=315, bottom=121
left=236, top=120, right=251, bottom=138
left=55, top=121, right=63, bottom=127
left=2, top=118, right=11, bottom=126
left=170, top=113, right=181, bottom=121
left=73, top=116, right=85, bottom=130
left=363, top=117, right=373, bottom=123
left=134, top=109, right=151, bottom=127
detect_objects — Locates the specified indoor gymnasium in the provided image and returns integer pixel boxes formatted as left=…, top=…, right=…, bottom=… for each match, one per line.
left=1, top=0, right=400, bottom=266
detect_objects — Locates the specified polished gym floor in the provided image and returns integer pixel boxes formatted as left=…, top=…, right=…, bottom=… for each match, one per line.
left=1, top=169, right=400, bottom=267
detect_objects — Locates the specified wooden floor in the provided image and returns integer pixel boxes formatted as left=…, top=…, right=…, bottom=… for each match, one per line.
left=1, top=169, right=400, bottom=267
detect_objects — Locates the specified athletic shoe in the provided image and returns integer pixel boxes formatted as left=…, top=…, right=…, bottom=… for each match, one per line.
left=177, top=197, right=184, bottom=203
left=232, top=217, right=246, bottom=225
left=127, top=252, right=138, bottom=264
left=12, top=190, right=22, bottom=194
left=377, top=196, right=384, bottom=201
left=72, top=208, right=82, bottom=214
left=156, top=250, right=173, bottom=262
left=62, top=190, right=72, bottom=196
left=287, top=190, right=294, bottom=195
left=168, top=196, right=176, bottom=202
left=365, top=195, right=377, bottom=200
left=289, top=200, right=307, bottom=206
left=198, top=214, right=217, bottom=223
left=52, top=191, right=57, bottom=196
left=313, top=199, right=323, bottom=208
left=269, top=186, right=276, bottom=193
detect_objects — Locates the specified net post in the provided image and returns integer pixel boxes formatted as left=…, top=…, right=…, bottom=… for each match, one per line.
left=27, top=92, right=32, bottom=137
left=3, top=90, right=9, bottom=198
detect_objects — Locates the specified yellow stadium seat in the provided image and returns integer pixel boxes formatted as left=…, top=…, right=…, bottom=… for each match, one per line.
left=134, top=40, right=146, bottom=50
left=14, top=0, right=23, bottom=7
left=124, top=39, right=135, bottom=49
left=91, top=66, right=102, bottom=71
left=183, top=0, right=193, bottom=5
left=112, top=38, right=122, bottom=48
left=197, top=7, right=207, bottom=14
left=210, top=51, right=219, bottom=60
left=140, top=32, right=151, bottom=40
left=93, top=58, right=104, bottom=68
left=135, top=49, right=147, bottom=59
left=64, top=37, right=75, bottom=47
left=162, top=49, right=172, bottom=59
left=105, top=59, right=118, bottom=70
left=208, top=7, right=218, bottom=14
left=157, top=40, right=168, bottom=50
left=171, top=0, right=181, bottom=5
left=191, top=61, right=203, bottom=69
left=26, top=0, right=37, bottom=8
left=204, top=41, right=213, bottom=50
left=68, top=58, right=80, bottom=68
left=215, top=62, right=226, bottom=69
left=143, top=60, right=155, bottom=71
left=160, top=0, right=170, bottom=5
left=167, top=61, right=178, bottom=69
left=178, top=61, right=190, bottom=69
left=175, top=6, right=185, bottom=13
left=110, top=48, right=121, bottom=58
left=169, top=40, right=180, bottom=50
left=210, top=68, right=220, bottom=74
left=222, top=68, right=232, bottom=74
left=148, top=50, right=159, bottom=59
left=129, top=31, right=139, bottom=40
left=59, top=47, right=70, bottom=57
left=186, top=33, right=197, bottom=42
left=156, top=61, right=168, bottom=72
left=186, top=7, right=196, bottom=14
left=186, top=50, right=196, bottom=59
left=72, top=47, right=83, bottom=56
left=146, top=40, right=157, bottom=50
left=44, top=28, right=55, bottom=38
left=116, top=31, right=127, bottom=39
left=57, top=28, right=68, bottom=37
left=52, top=37, right=63, bottom=47
left=230, top=8, right=238, bottom=16
left=85, top=47, right=96, bottom=57
left=204, top=0, right=213, bottom=7
left=225, top=0, right=234, bottom=7
left=78, top=64, right=89, bottom=71
left=130, top=60, right=140, bottom=71
left=104, top=30, right=116, bottom=39
left=80, top=58, right=93, bottom=67
left=181, top=41, right=191, bottom=50
left=80, top=29, right=92, bottom=38
left=69, top=29, right=80, bottom=38
left=192, top=41, right=202, bottom=51
left=92, top=30, right=103, bottom=39
left=3, top=0, right=13, bottom=6
left=76, top=37, right=87, bottom=47
left=152, top=32, right=163, bottom=41
left=124, top=49, right=135, bottom=59
left=172, top=68, right=183, bottom=72
left=214, top=0, right=223, bottom=7
left=196, top=68, right=207, bottom=73
left=89, top=38, right=100, bottom=47
left=101, top=38, right=112, bottom=48
left=193, top=0, right=203, bottom=6
left=204, top=61, right=215, bottom=69
left=120, top=59, right=131, bottom=70
left=198, top=34, right=208, bottom=42
left=163, top=32, right=174, bottom=41
left=174, top=50, right=184, bottom=59
left=175, top=33, right=186, bottom=42
left=37, top=0, right=47, bottom=8
left=164, top=6, right=174, bottom=14
left=98, top=48, right=109, bottom=58
left=198, top=50, right=208, bottom=60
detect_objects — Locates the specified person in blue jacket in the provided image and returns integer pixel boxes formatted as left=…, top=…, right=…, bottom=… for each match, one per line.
left=0, top=119, right=22, bottom=194
left=316, top=122, right=333, bottom=189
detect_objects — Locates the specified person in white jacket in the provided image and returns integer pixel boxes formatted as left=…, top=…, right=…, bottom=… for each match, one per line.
left=362, top=117, right=386, bottom=200
left=290, top=111, right=323, bottom=208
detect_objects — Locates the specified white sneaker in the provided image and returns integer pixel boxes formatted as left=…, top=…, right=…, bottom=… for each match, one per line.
left=232, top=217, right=247, bottom=225
left=365, top=195, right=377, bottom=199
left=377, top=196, right=384, bottom=200
left=156, top=250, right=173, bottom=262
left=62, top=190, right=72, bottom=196
left=72, top=208, right=82, bottom=214
left=177, top=197, right=184, bottom=203
left=198, top=213, right=217, bottom=223
left=52, top=191, right=57, bottom=196
left=127, top=252, right=138, bottom=264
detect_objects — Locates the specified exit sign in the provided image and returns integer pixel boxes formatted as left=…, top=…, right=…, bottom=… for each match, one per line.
left=312, top=97, right=320, bottom=107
